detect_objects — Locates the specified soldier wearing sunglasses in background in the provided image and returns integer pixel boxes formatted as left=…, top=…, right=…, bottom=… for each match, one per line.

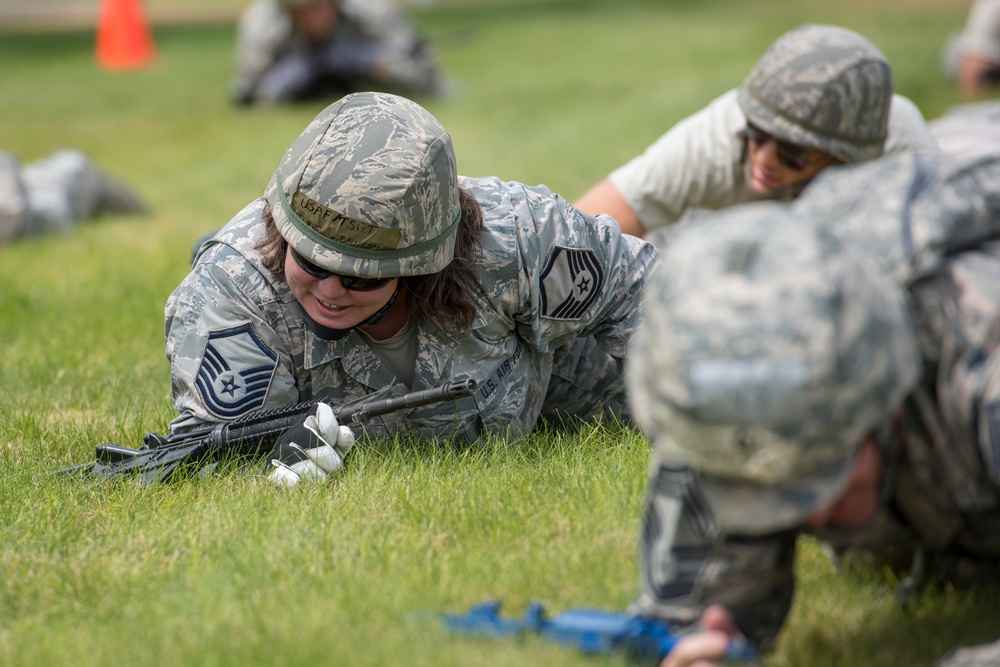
left=165, top=92, right=658, bottom=486
left=574, top=24, right=940, bottom=238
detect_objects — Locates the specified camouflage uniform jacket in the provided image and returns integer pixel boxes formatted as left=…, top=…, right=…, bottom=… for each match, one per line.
left=633, top=153, right=1000, bottom=650
left=233, top=0, right=441, bottom=100
left=165, top=175, right=658, bottom=439
left=930, top=101, right=1000, bottom=159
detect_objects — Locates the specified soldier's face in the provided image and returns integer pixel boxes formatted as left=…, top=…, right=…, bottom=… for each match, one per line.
left=802, top=437, right=884, bottom=530
left=285, top=245, right=399, bottom=330
left=290, top=1, right=340, bottom=44
left=744, top=126, right=840, bottom=196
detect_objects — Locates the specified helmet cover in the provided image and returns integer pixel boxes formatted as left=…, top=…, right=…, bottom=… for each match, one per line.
left=266, top=91, right=461, bottom=278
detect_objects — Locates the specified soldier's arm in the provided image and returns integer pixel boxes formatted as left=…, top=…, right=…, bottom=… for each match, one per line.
left=596, top=89, right=749, bottom=233
left=165, top=254, right=299, bottom=434
left=916, top=245, right=1000, bottom=490
left=573, top=178, right=647, bottom=237
left=231, top=1, right=294, bottom=104
left=634, top=463, right=798, bottom=653
left=512, top=182, right=659, bottom=357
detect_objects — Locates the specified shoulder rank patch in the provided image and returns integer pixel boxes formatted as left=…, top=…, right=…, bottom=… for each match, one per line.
left=540, top=246, right=605, bottom=320
left=195, top=324, right=278, bottom=419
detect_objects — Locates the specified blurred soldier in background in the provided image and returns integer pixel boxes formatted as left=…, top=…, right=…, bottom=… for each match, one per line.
left=231, top=0, right=449, bottom=106
left=574, top=24, right=939, bottom=238
left=166, top=92, right=657, bottom=486
left=0, top=149, right=146, bottom=245
left=932, top=2, right=1000, bottom=161
left=942, top=0, right=1000, bottom=99
left=624, top=151, right=1000, bottom=666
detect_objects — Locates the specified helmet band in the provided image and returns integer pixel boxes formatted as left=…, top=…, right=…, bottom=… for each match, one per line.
left=275, top=168, right=460, bottom=261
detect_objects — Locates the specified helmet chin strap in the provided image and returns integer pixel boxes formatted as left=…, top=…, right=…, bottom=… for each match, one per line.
left=300, top=286, right=400, bottom=341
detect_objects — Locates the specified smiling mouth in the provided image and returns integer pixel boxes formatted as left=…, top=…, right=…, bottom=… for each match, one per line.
left=754, top=169, right=782, bottom=187
left=317, top=298, right=347, bottom=311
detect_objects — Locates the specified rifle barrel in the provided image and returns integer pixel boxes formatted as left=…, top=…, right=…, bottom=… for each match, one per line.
left=336, top=378, right=477, bottom=425
left=57, top=378, right=478, bottom=480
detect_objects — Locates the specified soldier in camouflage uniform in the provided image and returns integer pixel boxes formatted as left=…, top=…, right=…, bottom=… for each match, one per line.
left=0, top=148, right=145, bottom=245
left=231, top=0, right=447, bottom=106
left=574, top=24, right=939, bottom=238
left=625, top=151, right=1000, bottom=666
left=165, top=91, right=658, bottom=486
left=942, top=0, right=1000, bottom=99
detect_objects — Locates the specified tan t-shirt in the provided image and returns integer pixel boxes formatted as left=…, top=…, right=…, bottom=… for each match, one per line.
left=359, top=317, right=419, bottom=389
left=609, top=89, right=940, bottom=231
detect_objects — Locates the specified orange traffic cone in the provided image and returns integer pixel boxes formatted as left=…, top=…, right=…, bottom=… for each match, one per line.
left=95, top=0, right=156, bottom=70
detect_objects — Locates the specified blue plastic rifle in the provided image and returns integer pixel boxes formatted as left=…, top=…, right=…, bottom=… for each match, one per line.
left=442, top=600, right=756, bottom=663
left=57, top=379, right=477, bottom=483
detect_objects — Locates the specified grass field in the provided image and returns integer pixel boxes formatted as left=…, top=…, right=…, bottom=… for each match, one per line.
left=1, top=1, right=997, bottom=665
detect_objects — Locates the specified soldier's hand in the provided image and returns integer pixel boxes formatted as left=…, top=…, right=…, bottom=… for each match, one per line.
left=663, top=605, right=755, bottom=667
left=266, top=403, right=355, bottom=486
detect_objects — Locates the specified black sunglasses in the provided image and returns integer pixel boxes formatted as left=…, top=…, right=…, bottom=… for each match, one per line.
left=741, top=124, right=810, bottom=172
left=289, top=247, right=393, bottom=291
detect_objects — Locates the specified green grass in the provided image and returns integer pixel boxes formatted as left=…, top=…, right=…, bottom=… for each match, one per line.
left=0, top=1, right=995, bottom=665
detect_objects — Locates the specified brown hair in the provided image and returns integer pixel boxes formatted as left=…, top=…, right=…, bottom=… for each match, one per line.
left=256, top=186, right=484, bottom=333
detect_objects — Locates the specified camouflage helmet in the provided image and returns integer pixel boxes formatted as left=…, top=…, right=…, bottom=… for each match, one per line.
left=737, top=24, right=893, bottom=164
left=627, top=203, right=921, bottom=535
left=265, top=91, right=460, bottom=279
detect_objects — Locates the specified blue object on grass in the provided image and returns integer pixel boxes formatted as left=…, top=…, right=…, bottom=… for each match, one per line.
left=442, top=600, right=756, bottom=663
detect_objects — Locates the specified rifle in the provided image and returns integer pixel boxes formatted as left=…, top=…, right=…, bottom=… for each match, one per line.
left=441, top=600, right=756, bottom=663
left=58, top=379, right=478, bottom=484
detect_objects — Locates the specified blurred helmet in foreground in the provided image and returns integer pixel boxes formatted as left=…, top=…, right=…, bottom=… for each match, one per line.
left=626, top=202, right=920, bottom=534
